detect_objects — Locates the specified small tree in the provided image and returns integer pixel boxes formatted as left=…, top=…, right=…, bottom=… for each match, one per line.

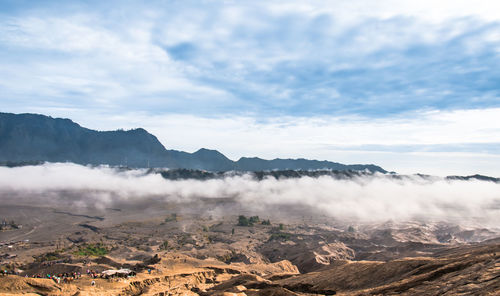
left=249, top=216, right=260, bottom=224
left=237, top=215, right=250, bottom=226
left=160, top=241, right=169, bottom=250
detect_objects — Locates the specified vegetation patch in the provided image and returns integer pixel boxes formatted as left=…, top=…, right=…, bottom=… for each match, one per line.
left=237, top=215, right=262, bottom=226
left=159, top=240, right=169, bottom=250
left=164, top=213, right=178, bottom=223
left=33, top=250, right=64, bottom=262
left=269, top=232, right=292, bottom=241
left=74, top=243, right=109, bottom=257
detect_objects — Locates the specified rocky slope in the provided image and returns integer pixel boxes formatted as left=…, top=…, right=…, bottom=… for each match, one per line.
left=0, top=244, right=498, bottom=295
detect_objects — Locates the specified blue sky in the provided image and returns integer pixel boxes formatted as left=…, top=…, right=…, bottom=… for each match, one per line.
left=1, top=0, right=499, bottom=175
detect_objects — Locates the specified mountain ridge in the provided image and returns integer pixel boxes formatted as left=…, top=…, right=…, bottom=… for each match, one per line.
left=0, top=112, right=387, bottom=173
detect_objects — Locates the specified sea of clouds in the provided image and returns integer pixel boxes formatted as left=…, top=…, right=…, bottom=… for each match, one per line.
left=0, top=163, right=499, bottom=226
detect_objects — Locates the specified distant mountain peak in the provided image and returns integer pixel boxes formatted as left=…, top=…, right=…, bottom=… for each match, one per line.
left=0, top=112, right=387, bottom=173
left=194, top=147, right=220, bottom=154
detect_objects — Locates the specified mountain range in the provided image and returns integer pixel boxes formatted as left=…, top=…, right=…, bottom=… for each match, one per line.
left=0, top=112, right=386, bottom=173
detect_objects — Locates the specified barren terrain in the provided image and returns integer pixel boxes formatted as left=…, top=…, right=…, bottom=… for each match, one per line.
left=1, top=186, right=499, bottom=295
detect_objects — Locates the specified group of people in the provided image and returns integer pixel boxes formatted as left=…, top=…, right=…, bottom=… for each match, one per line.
left=24, top=269, right=108, bottom=285
left=2, top=265, right=139, bottom=286
left=1, top=269, right=14, bottom=276
left=86, top=269, right=100, bottom=279
left=28, top=271, right=82, bottom=284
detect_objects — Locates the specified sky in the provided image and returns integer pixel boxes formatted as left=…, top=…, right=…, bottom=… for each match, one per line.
left=0, top=0, right=499, bottom=176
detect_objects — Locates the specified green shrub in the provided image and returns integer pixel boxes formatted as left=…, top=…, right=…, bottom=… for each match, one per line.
left=249, top=216, right=260, bottom=224
left=74, top=243, right=108, bottom=257
left=269, top=233, right=291, bottom=241
left=237, top=215, right=250, bottom=226
left=237, top=215, right=261, bottom=226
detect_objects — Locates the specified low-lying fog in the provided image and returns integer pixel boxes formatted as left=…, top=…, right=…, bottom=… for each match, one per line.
left=0, top=163, right=499, bottom=227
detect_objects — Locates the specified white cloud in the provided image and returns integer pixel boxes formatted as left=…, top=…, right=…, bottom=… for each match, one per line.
left=0, top=14, right=234, bottom=106
left=0, top=163, right=499, bottom=226
left=265, top=0, right=500, bottom=23
left=1, top=1, right=498, bottom=114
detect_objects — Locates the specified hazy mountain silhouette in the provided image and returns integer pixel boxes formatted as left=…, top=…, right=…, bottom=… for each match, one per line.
left=0, top=112, right=386, bottom=173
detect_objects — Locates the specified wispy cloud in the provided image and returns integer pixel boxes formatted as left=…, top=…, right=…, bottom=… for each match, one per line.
left=0, top=1, right=499, bottom=117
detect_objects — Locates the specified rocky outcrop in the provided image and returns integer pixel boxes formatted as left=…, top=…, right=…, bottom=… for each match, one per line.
left=123, top=270, right=219, bottom=295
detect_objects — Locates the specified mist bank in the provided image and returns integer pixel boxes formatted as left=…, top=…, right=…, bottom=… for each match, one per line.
left=0, top=163, right=499, bottom=226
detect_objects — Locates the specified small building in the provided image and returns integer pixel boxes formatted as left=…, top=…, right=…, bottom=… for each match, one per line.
left=101, top=269, right=136, bottom=278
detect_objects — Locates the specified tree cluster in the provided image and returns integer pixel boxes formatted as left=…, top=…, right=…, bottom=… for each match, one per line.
left=237, top=215, right=270, bottom=226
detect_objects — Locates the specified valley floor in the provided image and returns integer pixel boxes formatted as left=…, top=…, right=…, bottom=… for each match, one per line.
left=1, top=196, right=499, bottom=295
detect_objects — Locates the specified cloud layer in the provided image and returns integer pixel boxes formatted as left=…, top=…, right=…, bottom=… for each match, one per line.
left=1, top=163, right=499, bottom=227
